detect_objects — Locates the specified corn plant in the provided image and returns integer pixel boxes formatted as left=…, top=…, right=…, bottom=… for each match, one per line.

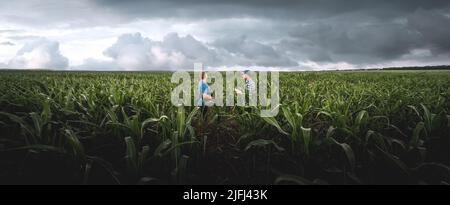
left=0, top=70, right=449, bottom=184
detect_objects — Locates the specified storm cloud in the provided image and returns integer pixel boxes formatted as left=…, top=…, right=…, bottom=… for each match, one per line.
left=92, top=0, right=450, bottom=21
left=0, top=0, right=449, bottom=70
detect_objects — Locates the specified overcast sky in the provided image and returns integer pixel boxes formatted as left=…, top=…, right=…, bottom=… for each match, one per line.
left=0, top=0, right=449, bottom=70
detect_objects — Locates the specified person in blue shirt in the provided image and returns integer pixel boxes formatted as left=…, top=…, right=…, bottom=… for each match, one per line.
left=197, top=71, right=213, bottom=116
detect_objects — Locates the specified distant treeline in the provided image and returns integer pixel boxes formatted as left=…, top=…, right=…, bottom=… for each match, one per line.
left=380, top=65, right=450, bottom=70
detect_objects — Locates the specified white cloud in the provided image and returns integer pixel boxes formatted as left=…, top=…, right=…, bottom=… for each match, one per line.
left=7, top=38, right=68, bottom=69
left=80, top=32, right=299, bottom=70
left=298, top=61, right=358, bottom=70
left=0, top=41, right=15, bottom=46
left=100, top=32, right=195, bottom=70
left=71, top=58, right=118, bottom=70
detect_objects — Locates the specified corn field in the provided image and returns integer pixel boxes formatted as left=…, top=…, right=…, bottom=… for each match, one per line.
left=0, top=70, right=449, bottom=184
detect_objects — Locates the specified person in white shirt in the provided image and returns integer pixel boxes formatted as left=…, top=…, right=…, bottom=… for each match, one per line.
left=235, top=70, right=256, bottom=97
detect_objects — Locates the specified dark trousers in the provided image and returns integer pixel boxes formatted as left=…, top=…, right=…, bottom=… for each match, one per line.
left=201, top=105, right=208, bottom=120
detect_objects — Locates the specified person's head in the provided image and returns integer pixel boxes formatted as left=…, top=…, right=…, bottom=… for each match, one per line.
left=241, top=70, right=251, bottom=80
left=200, top=71, right=207, bottom=80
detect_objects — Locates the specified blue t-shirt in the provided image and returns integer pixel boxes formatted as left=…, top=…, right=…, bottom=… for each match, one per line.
left=197, top=80, right=210, bottom=106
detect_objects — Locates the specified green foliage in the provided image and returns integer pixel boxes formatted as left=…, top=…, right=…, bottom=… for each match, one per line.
left=0, top=70, right=449, bottom=184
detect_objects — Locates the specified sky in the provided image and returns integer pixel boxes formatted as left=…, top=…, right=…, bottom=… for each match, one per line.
left=0, top=0, right=449, bottom=70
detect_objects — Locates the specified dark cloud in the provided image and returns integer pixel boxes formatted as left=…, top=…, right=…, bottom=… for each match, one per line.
left=275, top=7, right=450, bottom=65
left=279, top=16, right=422, bottom=64
left=93, top=0, right=450, bottom=20
left=5, top=1, right=449, bottom=27
left=212, top=35, right=297, bottom=67
left=1, top=0, right=450, bottom=69
left=407, top=9, right=450, bottom=54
